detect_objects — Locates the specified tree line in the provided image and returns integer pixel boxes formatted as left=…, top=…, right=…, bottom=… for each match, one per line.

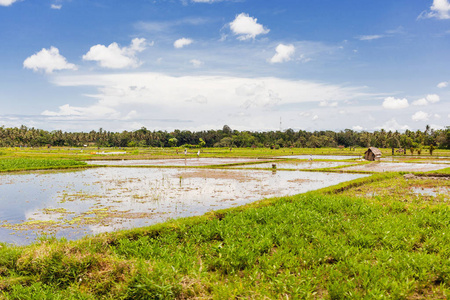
left=0, top=125, right=449, bottom=150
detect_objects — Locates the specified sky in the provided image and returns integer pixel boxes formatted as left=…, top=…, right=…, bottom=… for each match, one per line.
left=0, top=0, right=449, bottom=133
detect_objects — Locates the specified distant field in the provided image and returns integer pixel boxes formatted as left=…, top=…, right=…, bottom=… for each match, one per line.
left=0, top=146, right=449, bottom=161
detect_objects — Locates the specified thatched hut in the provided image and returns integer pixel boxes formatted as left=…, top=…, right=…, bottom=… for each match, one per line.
left=364, top=147, right=382, bottom=161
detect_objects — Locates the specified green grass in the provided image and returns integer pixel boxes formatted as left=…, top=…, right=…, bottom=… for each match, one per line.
left=0, top=158, right=87, bottom=172
left=1, top=146, right=449, bottom=163
left=1, top=173, right=450, bottom=299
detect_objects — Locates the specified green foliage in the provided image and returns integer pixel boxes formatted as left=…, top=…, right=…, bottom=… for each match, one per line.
left=0, top=158, right=86, bottom=172
left=0, top=124, right=448, bottom=149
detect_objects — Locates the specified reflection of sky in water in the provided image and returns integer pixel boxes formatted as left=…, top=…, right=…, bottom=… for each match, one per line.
left=231, top=161, right=352, bottom=169
left=342, top=163, right=449, bottom=172
left=277, top=155, right=361, bottom=160
left=0, top=168, right=367, bottom=245
left=86, top=158, right=263, bottom=166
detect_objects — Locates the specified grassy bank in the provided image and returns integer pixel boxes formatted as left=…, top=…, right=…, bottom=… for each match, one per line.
left=1, top=173, right=450, bottom=299
left=0, top=158, right=87, bottom=172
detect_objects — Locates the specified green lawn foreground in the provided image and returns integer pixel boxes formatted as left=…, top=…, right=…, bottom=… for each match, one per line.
left=1, top=173, right=450, bottom=299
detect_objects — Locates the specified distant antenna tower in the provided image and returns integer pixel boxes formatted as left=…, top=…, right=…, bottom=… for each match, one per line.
left=280, top=117, right=282, bottom=131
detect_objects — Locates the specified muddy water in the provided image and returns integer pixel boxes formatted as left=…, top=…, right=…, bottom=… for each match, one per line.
left=86, top=158, right=264, bottom=167
left=278, top=155, right=361, bottom=160
left=341, top=162, right=449, bottom=172
left=0, top=168, right=366, bottom=245
left=231, top=161, right=352, bottom=170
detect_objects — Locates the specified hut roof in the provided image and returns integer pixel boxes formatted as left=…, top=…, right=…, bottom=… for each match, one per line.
left=367, top=147, right=382, bottom=156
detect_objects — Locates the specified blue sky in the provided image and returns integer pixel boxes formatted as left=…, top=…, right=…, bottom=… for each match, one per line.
left=0, top=0, right=449, bottom=132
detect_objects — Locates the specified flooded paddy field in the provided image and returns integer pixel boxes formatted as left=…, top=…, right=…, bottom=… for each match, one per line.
left=86, top=157, right=265, bottom=167
left=341, top=162, right=449, bottom=172
left=278, top=155, right=361, bottom=160
left=341, top=174, right=450, bottom=205
left=0, top=167, right=366, bottom=245
left=231, top=160, right=353, bottom=170
left=380, top=156, right=450, bottom=163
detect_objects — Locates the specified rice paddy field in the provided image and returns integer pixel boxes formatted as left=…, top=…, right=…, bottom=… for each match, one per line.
left=0, top=147, right=450, bottom=299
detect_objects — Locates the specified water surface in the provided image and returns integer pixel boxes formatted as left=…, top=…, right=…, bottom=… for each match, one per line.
left=0, top=168, right=366, bottom=245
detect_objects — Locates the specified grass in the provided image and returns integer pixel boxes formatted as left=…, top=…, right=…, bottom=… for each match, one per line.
left=0, top=158, right=87, bottom=172
left=1, top=172, right=450, bottom=299
left=3, top=146, right=449, bottom=161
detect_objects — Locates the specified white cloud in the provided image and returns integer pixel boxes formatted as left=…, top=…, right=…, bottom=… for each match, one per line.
left=41, top=72, right=389, bottom=132
left=352, top=125, right=364, bottom=131
left=412, top=94, right=440, bottom=106
left=135, top=17, right=209, bottom=33
left=412, top=98, right=428, bottom=106
left=382, top=97, right=409, bottom=109
left=23, top=47, right=77, bottom=74
left=419, top=0, right=450, bottom=19
left=375, top=119, right=410, bottom=131
left=42, top=104, right=119, bottom=119
left=299, top=112, right=311, bottom=117
left=319, top=101, right=338, bottom=107
left=437, top=81, right=449, bottom=88
left=174, top=38, right=193, bottom=49
left=357, top=35, right=384, bottom=41
left=312, top=115, right=319, bottom=120
left=186, top=95, right=208, bottom=104
left=54, top=73, right=372, bottom=106
left=229, top=13, right=270, bottom=41
left=0, top=0, right=18, bottom=6
left=430, top=124, right=445, bottom=130
left=51, top=4, right=62, bottom=9
left=82, top=38, right=147, bottom=69
left=124, top=110, right=138, bottom=120
left=190, top=59, right=204, bottom=67
left=426, top=94, right=440, bottom=103
left=412, top=111, right=430, bottom=122
left=270, top=44, right=295, bottom=64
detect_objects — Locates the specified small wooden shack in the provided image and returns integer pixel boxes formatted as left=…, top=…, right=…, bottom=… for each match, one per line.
left=364, top=147, right=382, bottom=161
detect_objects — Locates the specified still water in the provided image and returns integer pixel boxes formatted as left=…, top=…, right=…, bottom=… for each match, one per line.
left=0, top=167, right=367, bottom=245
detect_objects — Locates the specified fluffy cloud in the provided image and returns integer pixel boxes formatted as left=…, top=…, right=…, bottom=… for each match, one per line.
left=412, top=94, right=440, bottom=106
left=174, top=38, right=193, bottom=49
left=270, top=44, right=295, bottom=64
left=0, top=0, right=18, bottom=6
left=52, top=73, right=370, bottom=111
left=357, top=35, right=384, bottom=41
left=186, top=95, right=207, bottom=104
left=51, top=4, right=62, bottom=9
left=41, top=104, right=119, bottom=119
left=190, top=59, right=204, bottom=67
left=23, top=47, right=77, bottom=74
left=44, top=72, right=386, bottom=131
left=382, top=97, right=409, bottom=109
left=411, top=111, right=430, bottom=122
left=375, top=119, right=410, bottom=131
left=437, top=81, right=449, bottom=88
left=352, top=125, right=364, bottom=131
left=319, top=101, right=338, bottom=107
left=419, top=0, right=450, bottom=19
left=229, top=13, right=270, bottom=41
left=83, top=38, right=147, bottom=69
